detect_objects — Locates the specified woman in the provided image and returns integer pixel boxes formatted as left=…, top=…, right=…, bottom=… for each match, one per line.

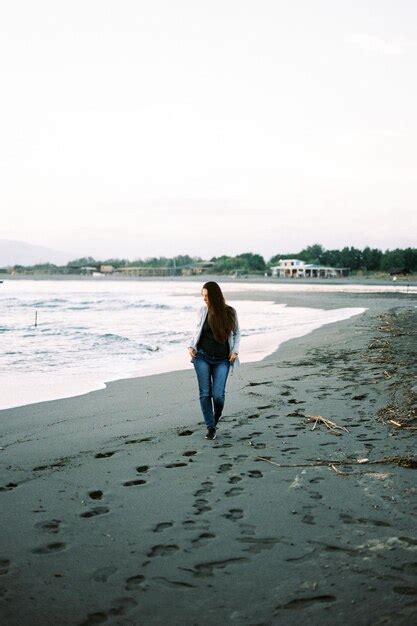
left=188, top=281, right=240, bottom=440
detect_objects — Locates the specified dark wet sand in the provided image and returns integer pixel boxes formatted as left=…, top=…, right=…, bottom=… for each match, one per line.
left=1, top=289, right=416, bottom=626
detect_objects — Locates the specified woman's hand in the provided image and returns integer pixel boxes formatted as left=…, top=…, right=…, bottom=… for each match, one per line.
left=188, top=347, right=197, bottom=358
left=229, top=352, right=239, bottom=363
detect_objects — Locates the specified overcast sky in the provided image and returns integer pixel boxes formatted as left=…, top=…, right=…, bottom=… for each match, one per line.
left=1, top=0, right=416, bottom=260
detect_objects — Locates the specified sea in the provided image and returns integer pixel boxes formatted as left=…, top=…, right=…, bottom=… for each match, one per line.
left=3, top=277, right=405, bottom=411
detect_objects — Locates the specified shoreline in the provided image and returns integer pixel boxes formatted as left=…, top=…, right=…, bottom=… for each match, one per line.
left=2, top=273, right=417, bottom=287
left=1, top=300, right=367, bottom=412
left=1, top=289, right=416, bottom=625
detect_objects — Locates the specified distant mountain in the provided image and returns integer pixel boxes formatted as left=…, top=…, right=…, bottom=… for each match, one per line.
left=0, top=240, right=73, bottom=266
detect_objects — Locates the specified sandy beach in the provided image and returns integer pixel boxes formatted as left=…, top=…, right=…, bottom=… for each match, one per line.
left=1, top=287, right=416, bottom=626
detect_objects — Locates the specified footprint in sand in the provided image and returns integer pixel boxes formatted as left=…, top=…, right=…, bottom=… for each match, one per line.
left=0, top=559, right=10, bottom=575
left=182, top=520, right=197, bottom=528
left=95, top=451, right=116, bottom=459
left=217, top=463, right=233, bottom=473
left=247, top=470, right=263, bottom=478
left=152, top=576, right=196, bottom=589
left=32, top=542, right=66, bottom=554
left=237, top=536, right=281, bottom=554
left=0, top=482, right=18, bottom=492
left=225, top=487, right=244, bottom=497
left=147, top=545, right=179, bottom=557
left=136, top=465, right=149, bottom=473
left=80, top=611, right=108, bottom=625
left=165, top=462, right=188, bottom=468
left=183, top=451, right=197, bottom=457
left=33, top=460, right=67, bottom=471
left=35, top=519, right=61, bottom=534
left=81, top=507, right=109, bottom=518
left=191, top=532, right=216, bottom=547
left=193, top=499, right=211, bottom=515
left=339, top=513, right=390, bottom=527
left=177, top=430, right=194, bottom=437
left=277, top=595, right=336, bottom=610
left=92, top=566, right=117, bottom=583
left=194, top=483, right=213, bottom=497
left=89, top=490, right=103, bottom=500
left=309, top=491, right=323, bottom=500
left=125, top=574, right=146, bottom=590
left=223, top=509, right=244, bottom=521
left=228, top=476, right=243, bottom=484
left=108, top=597, right=138, bottom=616
left=80, top=598, right=138, bottom=625
left=123, top=479, right=146, bottom=487
left=153, top=522, right=173, bottom=533
left=125, top=437, right=154, bottom=445
left=190, top=557, right=249, bottom=577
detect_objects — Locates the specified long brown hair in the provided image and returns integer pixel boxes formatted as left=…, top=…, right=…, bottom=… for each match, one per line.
left=203, top=281, right=236, bottom=343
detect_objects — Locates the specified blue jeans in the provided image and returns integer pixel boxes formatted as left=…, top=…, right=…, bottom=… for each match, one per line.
left=192, top=349, right=231, bottom=429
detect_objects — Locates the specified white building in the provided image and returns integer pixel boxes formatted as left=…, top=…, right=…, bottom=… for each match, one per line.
left=270, top=259, right=349, bottom=278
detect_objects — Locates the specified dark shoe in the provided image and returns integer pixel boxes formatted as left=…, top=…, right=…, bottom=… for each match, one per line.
left=205, top=427, right=217, bottom=440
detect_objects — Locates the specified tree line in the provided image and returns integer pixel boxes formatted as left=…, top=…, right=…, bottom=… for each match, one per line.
left=9, top=244, right=417, bottom=274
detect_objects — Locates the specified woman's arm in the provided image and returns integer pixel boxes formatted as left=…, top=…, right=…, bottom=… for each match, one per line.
left=188, top=306, right=206, bottom=354
left=231, top=309, right=241, bottom=353
left=229, top=308, right=240, bottom=362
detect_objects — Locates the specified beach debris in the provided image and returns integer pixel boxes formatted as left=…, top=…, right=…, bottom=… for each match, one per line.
left=330, top=464, right=348, bottom=475
left=388, top=419, right=403, bottom=428
left=249, top=441, right=267, bottom=449
left=256, top=455, right=417, bottom=470
left=367, top=311, right=416, bottom=430
left=377, top=404, right=417, bottom=430
left=307, top=414, right=349, bottom=434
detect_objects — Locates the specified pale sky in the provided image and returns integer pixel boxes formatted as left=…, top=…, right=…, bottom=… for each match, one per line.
left=1, top=0, right=416, bottom=260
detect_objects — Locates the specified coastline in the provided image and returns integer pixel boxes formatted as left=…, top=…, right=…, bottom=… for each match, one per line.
left=2, top=272, right=417, bottom=287
left=1, top=289, right=416, bottom=625
left=1, top=298, right=367, bottom=412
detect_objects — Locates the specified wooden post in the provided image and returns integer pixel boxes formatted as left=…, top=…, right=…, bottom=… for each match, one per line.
left=35, top=310, right=38, bottom=328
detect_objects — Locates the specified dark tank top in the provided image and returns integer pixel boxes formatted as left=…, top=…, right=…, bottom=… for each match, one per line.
left=197, top=315, right=229, bottom=358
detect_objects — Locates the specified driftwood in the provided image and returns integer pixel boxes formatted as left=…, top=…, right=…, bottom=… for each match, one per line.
left=387, top=418, right=417, bottom=430
left=306, top=414, right=349, bottom=434
left=256, top=455, right=417, bottom=470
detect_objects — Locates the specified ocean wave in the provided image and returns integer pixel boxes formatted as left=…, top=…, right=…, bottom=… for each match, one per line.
left=19, top=298, right=68, bottom=307
left=67, top=306, right=93, bottom=310
left=125, top=302, right=170, bottom=310
left=98, top=332, right=132, bottom=343
left=94, top=333, right=159, bottom=351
